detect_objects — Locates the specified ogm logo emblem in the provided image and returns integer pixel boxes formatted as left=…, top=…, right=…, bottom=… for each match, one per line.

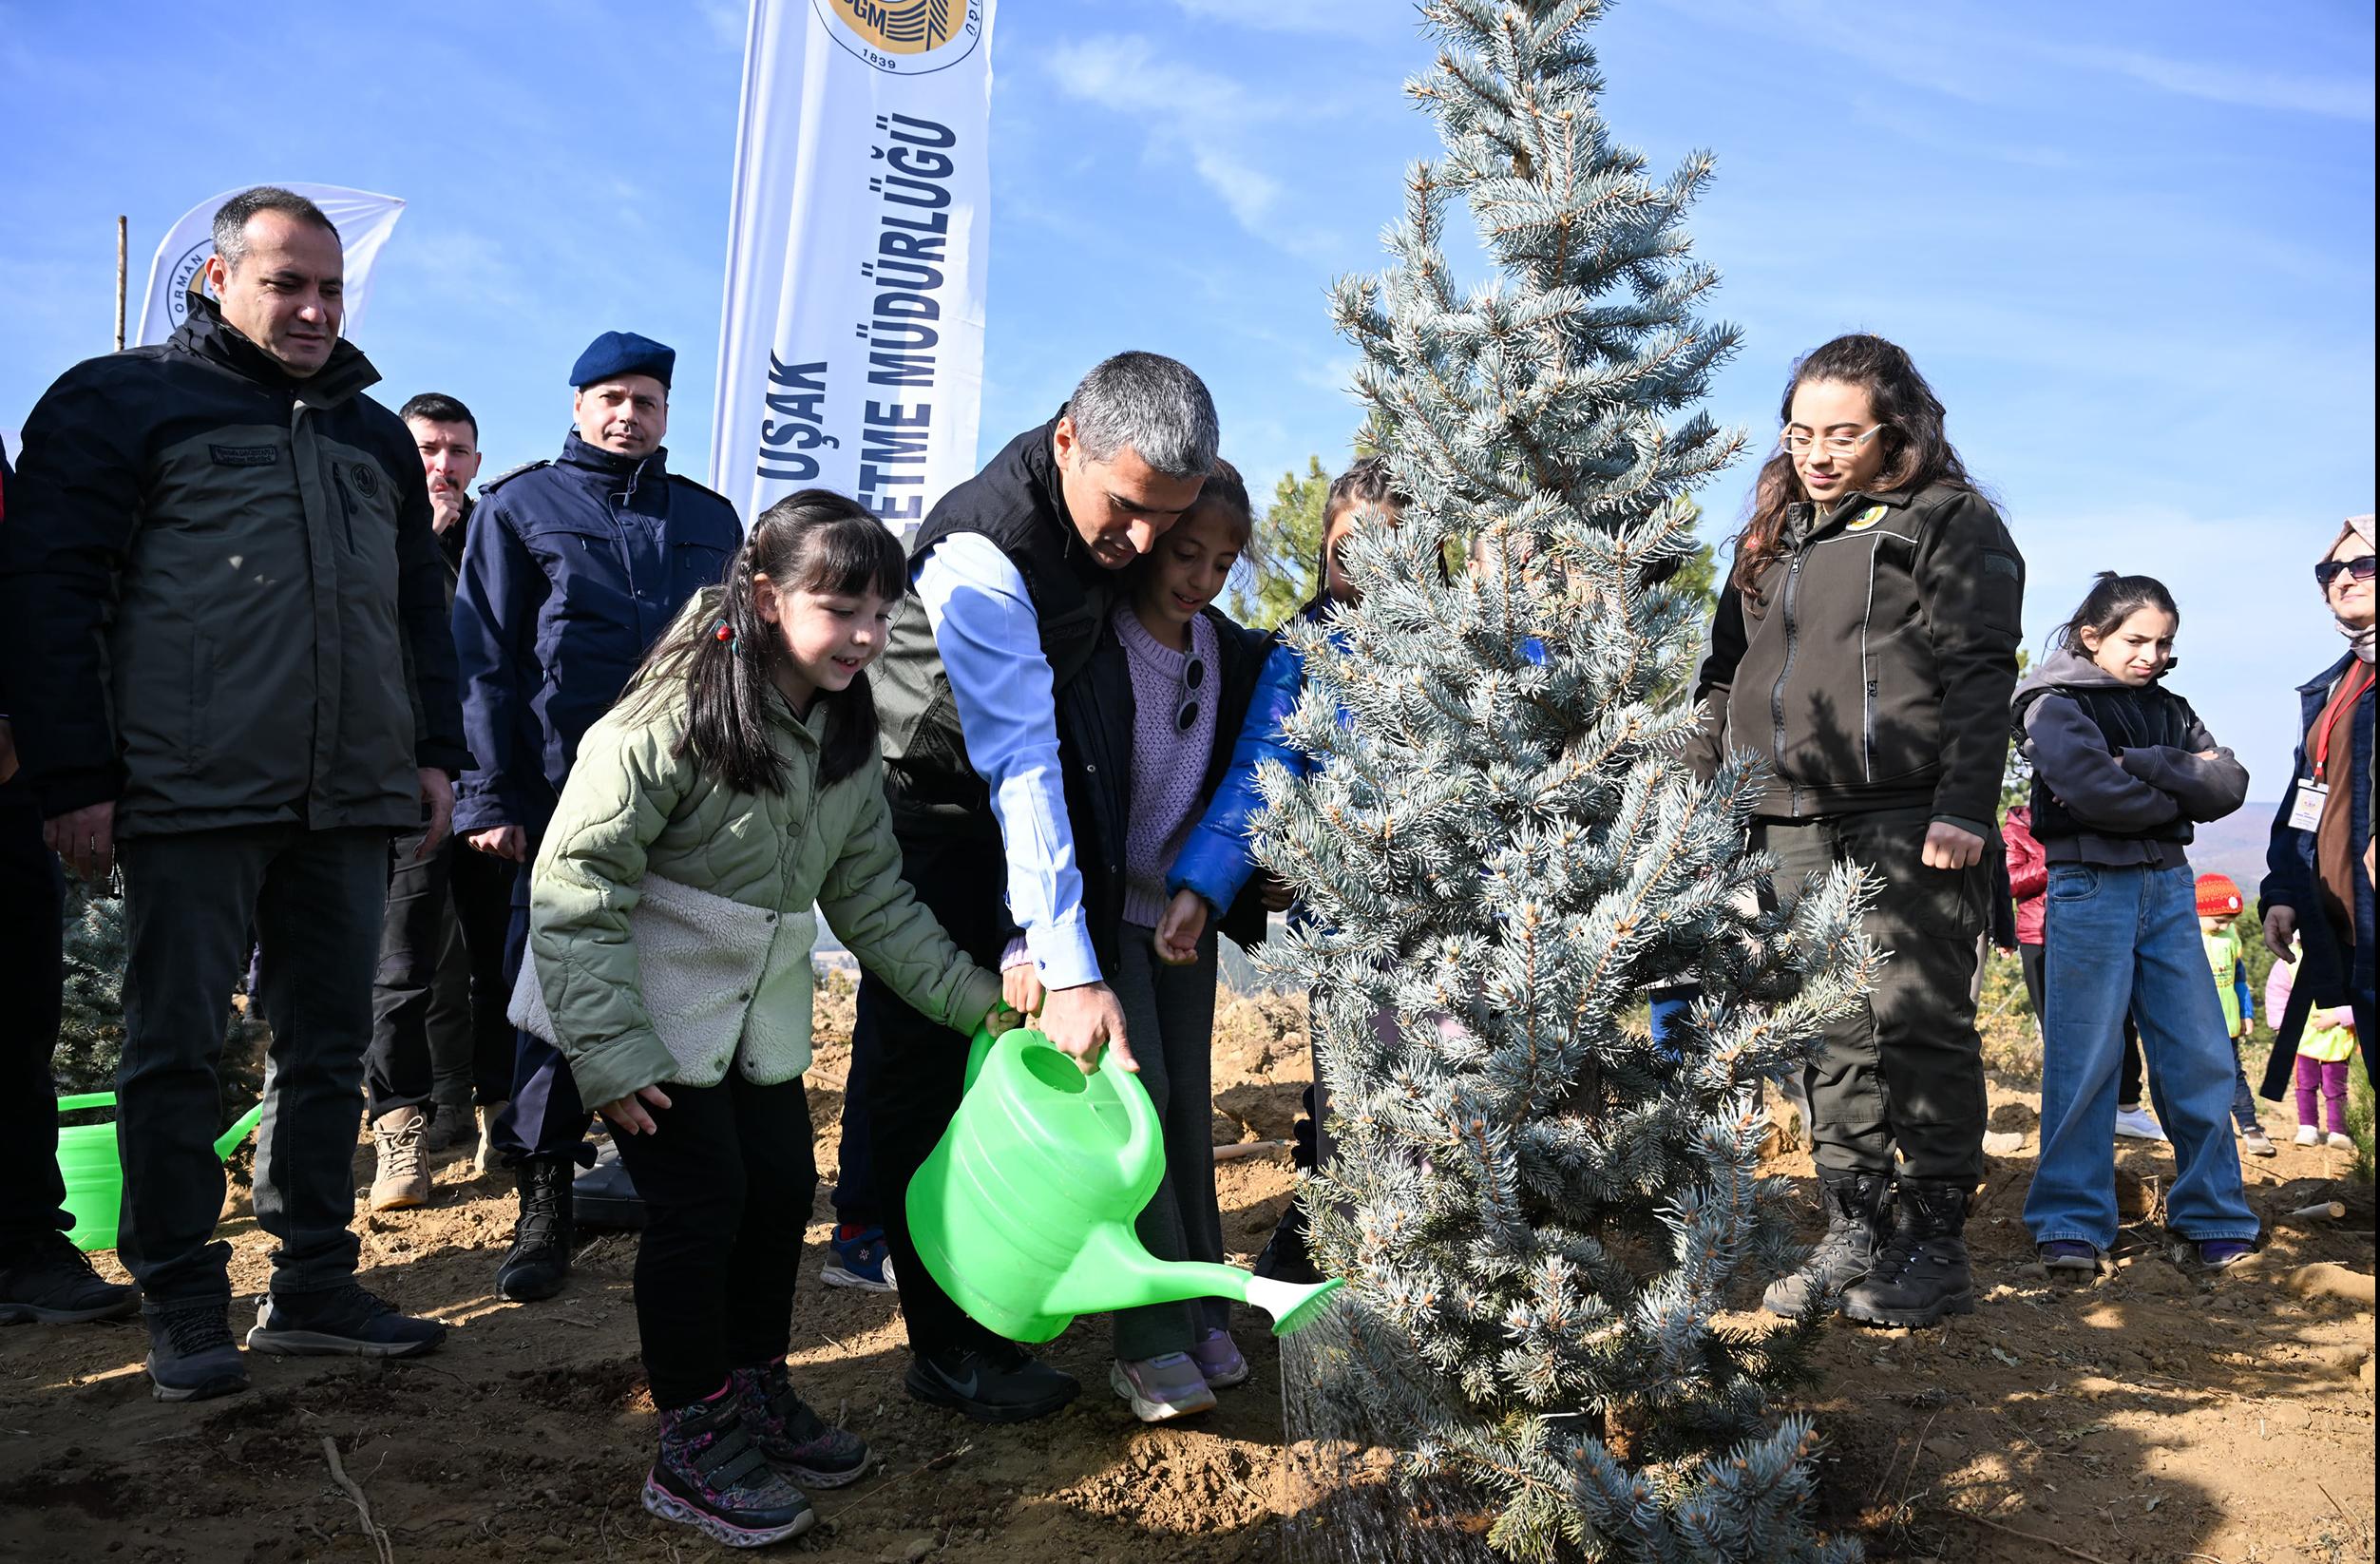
left=812, top=0, right=981, bottom=74
left=165, top=238, right=216, bottom=329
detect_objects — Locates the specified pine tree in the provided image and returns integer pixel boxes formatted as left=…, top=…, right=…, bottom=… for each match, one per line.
left=1255, top=3, right=1874, bottom=1558
left=55, top=877, right=272, bottom=1103
left=1231, top=456, right=1334, bottom=631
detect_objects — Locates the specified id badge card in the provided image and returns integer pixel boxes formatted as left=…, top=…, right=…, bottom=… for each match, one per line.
left=2288, top=779, right=2329, bottom=831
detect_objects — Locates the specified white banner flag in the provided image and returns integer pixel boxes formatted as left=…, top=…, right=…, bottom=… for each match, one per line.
left=134, top=182, right=406, bottom=348
left=710, top=0, right=996, bottom=534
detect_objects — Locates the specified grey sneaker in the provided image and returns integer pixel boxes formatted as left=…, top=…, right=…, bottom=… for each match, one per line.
left=1110, top=1352, right=1217, bottom=1422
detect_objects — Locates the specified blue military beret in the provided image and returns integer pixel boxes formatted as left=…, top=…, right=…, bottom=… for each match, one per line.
left=570, top=331, right=675, bottom=391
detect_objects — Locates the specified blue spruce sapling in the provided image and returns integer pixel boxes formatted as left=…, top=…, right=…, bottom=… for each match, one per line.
left=1256, top=3, right=1874, bottom=1558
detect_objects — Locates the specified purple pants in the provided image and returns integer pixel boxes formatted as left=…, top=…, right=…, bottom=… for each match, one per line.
left=2294, top=1055, right=2351, bottom=1135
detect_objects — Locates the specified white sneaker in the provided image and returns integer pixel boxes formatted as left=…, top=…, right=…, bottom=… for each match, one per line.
left=2326, top=1132, right=2356, bottom=1152
left=2112, top=1106, right=2168, bottom=1142
left=2294, top=1124, right=2322, bottom=1146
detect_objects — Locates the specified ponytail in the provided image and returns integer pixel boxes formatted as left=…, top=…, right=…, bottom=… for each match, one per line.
left=626, top=489, right=906, bottom=794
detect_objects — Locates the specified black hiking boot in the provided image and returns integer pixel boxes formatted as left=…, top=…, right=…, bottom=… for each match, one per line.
left=495, top=1155, right=574, bottom=1302
left=143, top=1299, right=248, bottom=1402
left=1252, top=1201, right=1323, bottom=1286
left=0, top=1231, right=139, bottom=1325
left=1839, top=1178, right=1976, bottom=1327
left=643, top=1386, right=814, bottom=1547
left=1761, top=1167, right=1892, bottom=1317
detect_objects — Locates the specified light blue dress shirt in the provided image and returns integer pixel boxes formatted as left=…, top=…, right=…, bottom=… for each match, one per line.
left=913, top=531, right=1103, bottom=989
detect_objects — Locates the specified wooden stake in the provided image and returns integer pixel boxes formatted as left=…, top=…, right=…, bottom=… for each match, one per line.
left=114, top=216, right=127, bottom=351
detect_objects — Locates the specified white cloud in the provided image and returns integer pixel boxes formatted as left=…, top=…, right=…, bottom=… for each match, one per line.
left=1656, top=0, right=2374, bottom=123
left=2043, top=44, right=2374, bottom=124
left=696, top=0, right=747, bottom=50
left=1045, top=34, right=1331, bottom=244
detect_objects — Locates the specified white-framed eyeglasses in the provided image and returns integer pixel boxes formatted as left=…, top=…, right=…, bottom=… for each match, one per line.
left=1779, top=424, right=1887, bottom=459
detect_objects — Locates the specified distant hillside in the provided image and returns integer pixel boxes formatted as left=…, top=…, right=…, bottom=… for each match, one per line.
left=2189, top=801, right=2282, bottom=894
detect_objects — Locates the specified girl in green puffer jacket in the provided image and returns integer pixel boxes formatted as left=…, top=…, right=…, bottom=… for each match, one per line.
left=525, top=490, right=1012, bottom=1550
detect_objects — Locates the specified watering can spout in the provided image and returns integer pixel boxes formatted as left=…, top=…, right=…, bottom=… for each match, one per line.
left=909, top=1023, right=1345, bottom=1341
left=213, top=1103, right=265, bottom=1164
left=1049, top=1224, right=1346, bottom=1337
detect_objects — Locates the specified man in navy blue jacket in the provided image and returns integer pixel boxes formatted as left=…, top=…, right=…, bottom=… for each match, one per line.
left=451, top=332, right=740, bottom=1301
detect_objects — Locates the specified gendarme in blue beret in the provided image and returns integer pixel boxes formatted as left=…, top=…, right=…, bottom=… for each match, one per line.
left=570, top=331, right=675, bottom=391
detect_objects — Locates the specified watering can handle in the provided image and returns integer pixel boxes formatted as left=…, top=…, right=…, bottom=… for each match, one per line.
left=1098, top=1043, right=1163, bottom=1192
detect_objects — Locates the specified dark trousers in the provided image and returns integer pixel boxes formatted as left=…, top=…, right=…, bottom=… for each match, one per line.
left=608, top=1072, right=817, bottom=1409
left=859, top=827, right=1011, bottom=1359
left=0, top=782, right=68, bottom=1255
left=1756, top=806, right=1990, bottom=1186
left=116, top=824, right=388, bottom=1304
left=829, top=1011, right=878, bottom=1226
left=1110, top=927, right=1227, bottom=1359
left=491, top=849, right=595, bottom=1165
left=366, top=829, right=517, bottom=1120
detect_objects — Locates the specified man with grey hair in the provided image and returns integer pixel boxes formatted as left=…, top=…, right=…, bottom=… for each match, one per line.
left=0, top=185, right=466, bottom=1401
left=855, top=351, right=1215, bottom=1421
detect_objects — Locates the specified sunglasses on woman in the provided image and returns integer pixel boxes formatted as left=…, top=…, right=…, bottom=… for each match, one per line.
left=2314, top=554, right=2376, bottom=588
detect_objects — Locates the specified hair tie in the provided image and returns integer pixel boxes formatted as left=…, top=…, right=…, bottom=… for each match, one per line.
left=714, top=619, right=736, bottom=649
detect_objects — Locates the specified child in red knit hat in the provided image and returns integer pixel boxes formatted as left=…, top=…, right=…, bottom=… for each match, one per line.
left=2196, top=873, right=2274, bottom=1156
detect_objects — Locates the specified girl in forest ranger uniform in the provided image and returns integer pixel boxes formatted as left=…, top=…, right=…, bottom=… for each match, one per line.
left=1687, top=334, right=2026, bottom=1329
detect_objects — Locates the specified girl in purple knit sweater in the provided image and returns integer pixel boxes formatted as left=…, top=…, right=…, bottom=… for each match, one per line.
left=1048, top=461, right=1262, bottom=1421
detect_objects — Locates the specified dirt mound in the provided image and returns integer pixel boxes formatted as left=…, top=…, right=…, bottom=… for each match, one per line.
left=3, top=1004, right=2370, bottom=1562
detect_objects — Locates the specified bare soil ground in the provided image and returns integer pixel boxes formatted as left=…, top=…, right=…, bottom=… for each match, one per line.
left=2, top=990, right=2370, bottom=1564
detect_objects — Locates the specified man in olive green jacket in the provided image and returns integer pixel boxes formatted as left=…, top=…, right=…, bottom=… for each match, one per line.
left=0, top=188, right=466, bottom=1402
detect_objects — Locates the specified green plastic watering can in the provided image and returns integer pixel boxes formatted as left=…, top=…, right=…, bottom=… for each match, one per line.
left=905, top=1025, right=1344, bottom=1344
left=54, top=1093, right=265, bottom=1252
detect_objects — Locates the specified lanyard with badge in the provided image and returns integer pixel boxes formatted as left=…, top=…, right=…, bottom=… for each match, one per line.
left=2289, top=660, right=2374, bottom=831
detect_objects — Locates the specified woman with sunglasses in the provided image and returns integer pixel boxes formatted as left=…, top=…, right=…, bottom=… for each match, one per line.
left=1685, top=334, right=2026, bottom=1329
left=2258, top=515, right=2375, bottom=1099
left=998, top=459, right=1270, bottom=1421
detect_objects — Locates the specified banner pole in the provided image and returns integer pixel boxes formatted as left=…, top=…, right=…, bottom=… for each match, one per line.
left=115, top=216, right=127, bottom=352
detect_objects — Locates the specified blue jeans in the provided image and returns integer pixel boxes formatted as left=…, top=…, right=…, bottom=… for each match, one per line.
left=2026, top=862, right=2258, bottom=1251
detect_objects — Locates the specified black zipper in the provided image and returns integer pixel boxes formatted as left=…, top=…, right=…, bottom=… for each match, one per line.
left=1771, top=546, right=1805, bottom=816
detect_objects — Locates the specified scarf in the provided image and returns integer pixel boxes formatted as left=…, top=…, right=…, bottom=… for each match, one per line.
left=2327, top=513, right=2376, bottom=662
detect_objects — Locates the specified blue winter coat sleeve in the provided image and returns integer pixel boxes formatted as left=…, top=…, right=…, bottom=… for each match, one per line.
left=451, top=498, right=538, bottom=835
left=1167, top=638, right=1311, bottom=913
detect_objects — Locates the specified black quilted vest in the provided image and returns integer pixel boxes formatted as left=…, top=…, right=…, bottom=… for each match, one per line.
left=2019, top=680, right=2199, bottom=844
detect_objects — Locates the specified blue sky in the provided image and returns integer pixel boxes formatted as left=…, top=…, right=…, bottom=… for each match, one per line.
left=2, top=0, right=2371, bottom=789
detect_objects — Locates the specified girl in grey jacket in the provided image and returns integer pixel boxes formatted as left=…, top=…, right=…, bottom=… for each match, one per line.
left=2013, top=573, right=2258, bottom=1280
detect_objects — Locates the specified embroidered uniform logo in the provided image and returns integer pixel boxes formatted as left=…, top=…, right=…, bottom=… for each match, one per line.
left=349, top=462, right=380, bottom=500
left=1844, top=505, right=1889, bottom=532
left=208, top=444, right=278, bottom=467
left=812, top=0, right=981, bottom=74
